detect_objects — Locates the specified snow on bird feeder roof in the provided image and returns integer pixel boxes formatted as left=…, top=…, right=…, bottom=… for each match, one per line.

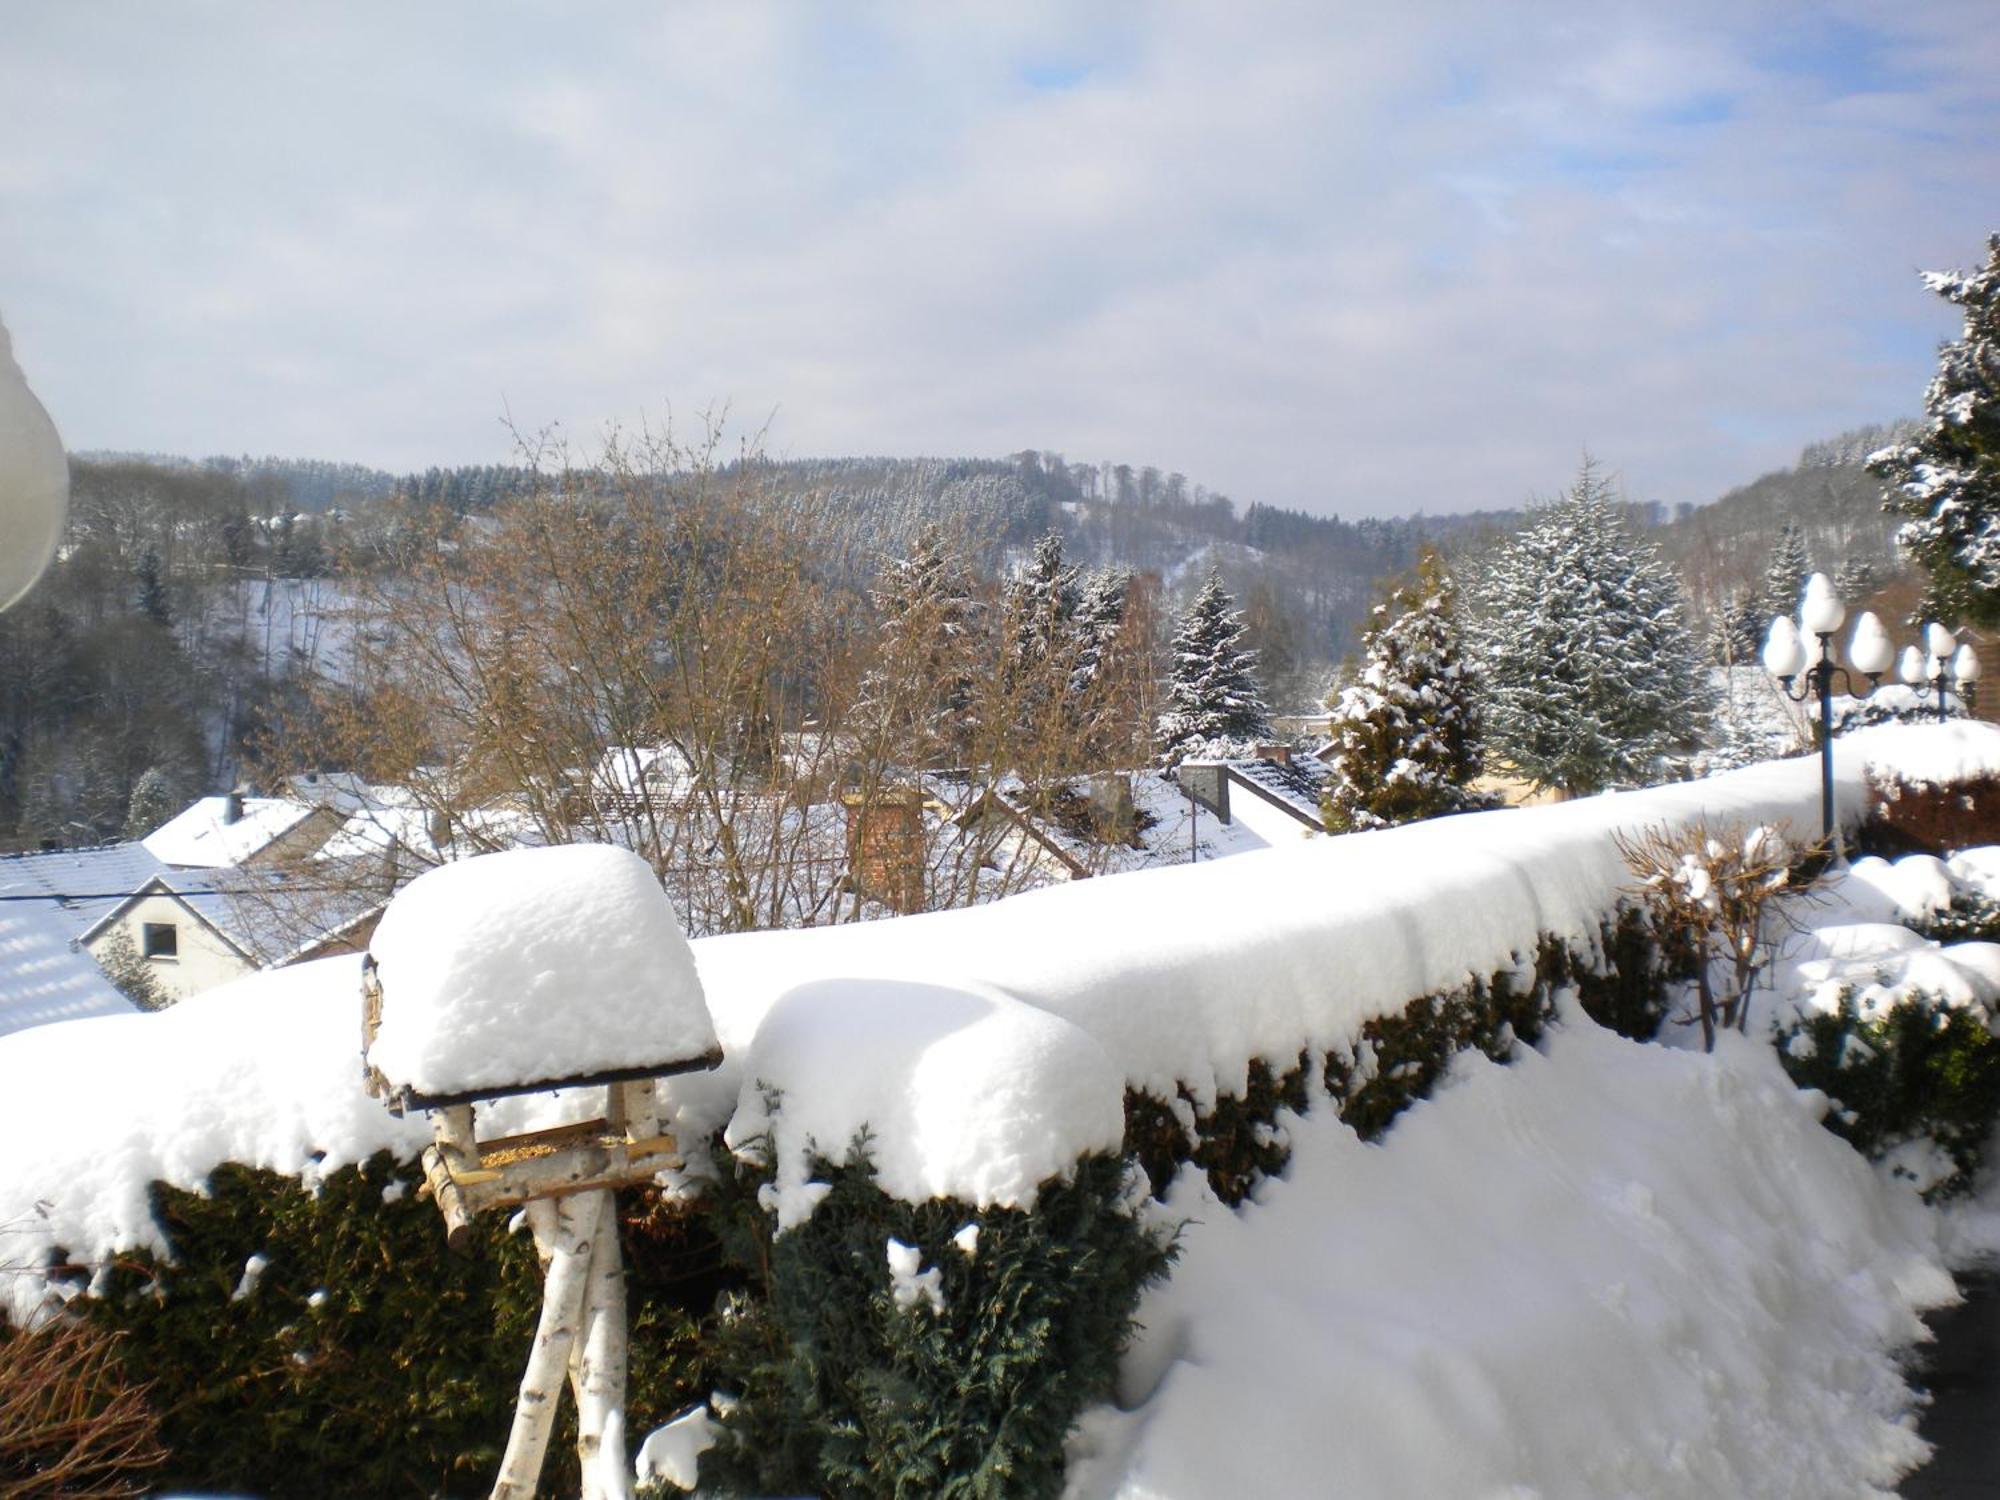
left=363, top=843, right=720, bottom=1109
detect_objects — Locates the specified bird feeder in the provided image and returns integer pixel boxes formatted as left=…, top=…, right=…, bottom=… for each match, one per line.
left=362, top=843, right=722, bottom=1500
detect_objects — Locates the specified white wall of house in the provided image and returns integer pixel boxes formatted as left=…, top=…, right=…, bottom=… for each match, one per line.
left=84, top=894, right=256, bottom=1004
left=1222, top=777, right=1323, bottom=848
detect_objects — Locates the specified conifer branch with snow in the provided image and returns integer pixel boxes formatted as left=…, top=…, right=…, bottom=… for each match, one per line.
left=1321, top=548, right=1489, bottom=833
left=1156, top=567, right=1271, bottom=768
left=1472, top=456, right=1712, bottom=797
left=1871, top=232, right=2000, bottom=626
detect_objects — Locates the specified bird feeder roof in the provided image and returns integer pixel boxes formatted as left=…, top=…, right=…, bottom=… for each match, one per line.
left=363, top=844, right=719, bottom=1108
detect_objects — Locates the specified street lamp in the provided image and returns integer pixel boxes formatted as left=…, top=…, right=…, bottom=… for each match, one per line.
left=1896, top=623, right=1983, bottom=722
left=1764, top=572, right=1982, bottom=847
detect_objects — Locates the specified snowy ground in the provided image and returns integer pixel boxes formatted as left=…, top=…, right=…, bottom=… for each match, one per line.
left=1064, top=1019, right=1947, bottom=1500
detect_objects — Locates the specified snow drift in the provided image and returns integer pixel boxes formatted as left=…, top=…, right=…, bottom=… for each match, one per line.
left=1064, top=1023, right=1951, bottom=1500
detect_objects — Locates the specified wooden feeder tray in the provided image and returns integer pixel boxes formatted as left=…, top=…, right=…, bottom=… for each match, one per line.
left=360, top=956, right=723, bottom=1251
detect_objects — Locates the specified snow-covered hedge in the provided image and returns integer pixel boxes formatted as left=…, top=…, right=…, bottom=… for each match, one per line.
left=5, top=722, right=1999, bottom=1496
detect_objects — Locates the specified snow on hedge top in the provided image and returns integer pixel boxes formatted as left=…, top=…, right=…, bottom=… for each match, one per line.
left=0, top=956, right=430, bottom=1322
left=727, top=979, right=1125, bottom=1226
left=365, top=844, right=716, bottom=1099
left=1864, top=719, right=2000, bottom=788
left=6, top=722, right=2000, bottom=1276
left=689, top=721, right=2000, bottom=1111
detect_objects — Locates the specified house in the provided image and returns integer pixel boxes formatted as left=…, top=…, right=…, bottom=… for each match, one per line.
left=0, top=835, right=386, bottom=1030
left=0, top=843, right=160, bottom=1036
left=143, top=790, right=344, bottom=870
left=78, top=870, right=385, bottom=1007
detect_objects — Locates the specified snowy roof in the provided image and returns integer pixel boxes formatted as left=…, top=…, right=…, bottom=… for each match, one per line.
left=283, top=770, right=375, bottom=813
left=318, top=793, right=544, bottom=865
left=932, top=770, right=1277, bottom=887
left=0, top=844, right=163, bottom=1037
left=80, top=870, right=387, bottom=970
left=588, top=745, right=696, bottom=799
left=1218, top=755, right=1331, bottom=827
left=143, top=795, right=324, bottom=868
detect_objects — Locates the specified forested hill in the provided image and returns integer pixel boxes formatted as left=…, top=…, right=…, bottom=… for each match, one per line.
left=701, top=452, right=1523, bottom=703
left=1650, top=420, right=1917, bottom=614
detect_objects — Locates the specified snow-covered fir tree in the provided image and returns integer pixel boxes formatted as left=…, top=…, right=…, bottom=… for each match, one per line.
left=1709, top=590, right=1766, bottom=667
left=1871, top=233, right=2000, bottom=626
left=856, top=525, right=981, bottom=765
left=124, top=766, right=178, bottom=839
left=1760, top=521, right=1811, bottom=623
left=1321, top=548, right=1487, bottom=833
left=1157, top=567, right=1271, bottom=767
left=1473, top=458, right=1713, bottom=797
left=1002, top=530, right=1081, bottom=742
left=1833, top=555, right=1879, bottom=605
left=1005, top=531, right=1080, bottom=678
left=1069, top=567, right=1131, bottom=698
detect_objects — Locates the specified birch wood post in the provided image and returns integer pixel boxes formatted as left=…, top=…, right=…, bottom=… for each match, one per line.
left=491, top=1192, right=603, bottom=1500
left=569, top=1186, right=633, bottom=1500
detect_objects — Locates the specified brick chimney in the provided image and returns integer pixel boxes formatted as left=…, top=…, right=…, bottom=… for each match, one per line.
left=842, top=787, right=927, bottom=914
left=1253, top=744, right=1292, bottom=765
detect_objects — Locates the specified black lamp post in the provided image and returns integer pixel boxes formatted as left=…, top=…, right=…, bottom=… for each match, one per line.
left=1895, top=622, right=1983, bottom=723
left=1763, top=573, right=1981, bottom=848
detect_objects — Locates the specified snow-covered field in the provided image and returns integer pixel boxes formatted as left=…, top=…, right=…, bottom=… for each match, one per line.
left=6, top=721, right=2000, bottom=1495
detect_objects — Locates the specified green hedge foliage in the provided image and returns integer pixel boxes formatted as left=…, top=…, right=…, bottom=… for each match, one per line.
left=1777, top=988, right=2000, bottom=1201
left=48, top=908, right=1686, bottom=1495
left=1124, top=913, right=1678, bottom=1207
left=694, top=1144, right=1174, bottom=1500
left=1910, top=892, right=2000, bottom=945
left=63, top=1153, right=720, bottom=1498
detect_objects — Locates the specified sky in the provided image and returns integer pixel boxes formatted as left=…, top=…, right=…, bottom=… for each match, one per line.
left=1, top=1, right=1996, bottom=520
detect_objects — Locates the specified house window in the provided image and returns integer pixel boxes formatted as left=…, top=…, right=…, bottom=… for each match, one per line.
left=141, top=922, right=179, bottom=960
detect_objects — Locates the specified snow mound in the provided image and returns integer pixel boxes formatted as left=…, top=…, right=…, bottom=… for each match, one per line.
left=1835, top=854, right=1956, bottom=923
left=0, top=957, right=429, bottom=1322
left=1862, top=719, right=2000, bottom=788
left=727, top=978, right=1125, bottom=1228
left=1065, top=1024, right=1951, bottom=1500
left=1783, top=846, right=2000, bottom=1019
left=1947, top=846, right=2000, bottom=898
left=365, top=845, right=717, bottom=1099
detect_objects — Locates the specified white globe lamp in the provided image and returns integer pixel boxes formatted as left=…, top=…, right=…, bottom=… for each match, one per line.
left=0, top=316, right=67, bottom=612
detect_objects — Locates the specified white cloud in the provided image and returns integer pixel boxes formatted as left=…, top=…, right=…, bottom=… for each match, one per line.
left=0, top=0, right=1993, bottom=516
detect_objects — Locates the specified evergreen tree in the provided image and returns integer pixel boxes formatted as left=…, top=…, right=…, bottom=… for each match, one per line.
left=1473, top=458, right=1712, bottom=796
left=1760, top=521, right=1811, bottom=623
left=1066, top=566, right=1135, bottom=765
left=1872, top=234, right=2000, bottom=626
left=1321, top=549, right=1487, bottom=833
left=856, top=526, right=981, bottom=766
left=1004, top=531, right=1080, bottom=682
left=1002, top=531, right=1081, bottom=741
left=1157, top=567, right=1270, bottom=767
left=96, top=926, right=169, bottom=1012
left=135, top=548, right=171, bottom=626
left=1833, top=555, right=1879, bottom=605
left=1068, top=567, right=1130, bottom=697
left=124, top=765, right=178, bottom=839
left=1709, top=589, right=1766, bottom=667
